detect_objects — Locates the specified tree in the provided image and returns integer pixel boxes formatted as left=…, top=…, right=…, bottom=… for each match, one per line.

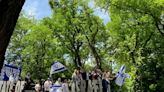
left=21, top=20, right=59, bottom=79
left=7, top=14, right=74, bottom=79
left=6, top=13, right=34, bottom=65
left=49, top=0, right=86, bottom=67
left=49, top=0, right=107, bottom=68
left=96, top=0, right=164, bottom=91
left=81, top=5, right=106, bottom=69
left=0, top=0, right=25, bottom=71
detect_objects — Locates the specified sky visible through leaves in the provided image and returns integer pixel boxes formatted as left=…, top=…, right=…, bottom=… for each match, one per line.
left=22, top=0, right=110, bottom=24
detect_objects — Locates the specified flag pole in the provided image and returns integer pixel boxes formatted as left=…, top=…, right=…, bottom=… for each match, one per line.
left=49, top=72, right=52, bottom=78
left=49, top=66, right=52, bottom=79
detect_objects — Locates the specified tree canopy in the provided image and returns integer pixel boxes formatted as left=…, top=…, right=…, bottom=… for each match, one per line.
left=4, top=0, right=164, bottom=91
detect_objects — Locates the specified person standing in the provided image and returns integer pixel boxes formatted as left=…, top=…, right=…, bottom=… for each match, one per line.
left=102, top=71, right=114, bottom=92
left=62, top=79, right=69, bottom=92
left=24, top=72, right=33, bottom=90
left=102, top=72, right=109, bottom=92
left=35, top=81, right=41, bottom=92
left=55, top=78, right=62, bottom=86
left=71, top=69, right=82, bottom=92
left=41, top=79, right=45, bottom=92
left=102, top=70, right=114, bottom=92
left=54, top=78, right=62, bottom=92
left=110, top=73, right=117, bottom=92
left=44, top=78, right=52, bottom=92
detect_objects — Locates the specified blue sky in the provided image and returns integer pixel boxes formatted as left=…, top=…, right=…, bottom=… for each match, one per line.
left=23, top=0, right=110, bottom=24
left=23, top=0, right=51, bottom=19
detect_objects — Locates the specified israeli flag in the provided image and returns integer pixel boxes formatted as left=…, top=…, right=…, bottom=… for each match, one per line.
left=0, top=64, right=21, bottom=81
left=115, top=65, right=130, bottom=86
left=50, top=85, right=63, bottom=92
left=50, top=62, right=67, bottom=75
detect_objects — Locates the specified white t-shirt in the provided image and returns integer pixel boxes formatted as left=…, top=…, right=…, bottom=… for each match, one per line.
left=35, top=83, right=41, bottom=92
left=44, top=80, right=52, bottom=91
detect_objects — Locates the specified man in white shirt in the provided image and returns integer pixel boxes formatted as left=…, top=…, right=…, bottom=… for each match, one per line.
left=44, top=78, right=52, bottom=92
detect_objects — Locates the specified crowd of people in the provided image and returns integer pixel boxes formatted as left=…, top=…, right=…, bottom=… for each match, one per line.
left=1, top=67, right=119, bottom=92
left=34, top=77, right=70, bottom=92
left=32, top=67, right=118, bottom=92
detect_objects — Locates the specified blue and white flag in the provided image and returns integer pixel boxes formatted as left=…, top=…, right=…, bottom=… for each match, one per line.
left=50, top=85, right=63, bottom=92
left=50, top=62, right=67, bottom=75
left=115, top=65, right=130, bottom=86
left=0, top=64, right=21, bottom=81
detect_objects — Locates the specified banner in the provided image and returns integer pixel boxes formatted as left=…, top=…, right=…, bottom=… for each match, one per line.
left=0, top=64, right=21, bottom=81
left=50, top=62, right=67, bottom=75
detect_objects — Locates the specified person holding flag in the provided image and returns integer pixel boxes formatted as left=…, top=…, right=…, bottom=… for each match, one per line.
left=49, top=62, right=67, bottom=92
left=71, top=68, right=82, bottom=92
left=102, top=70, right=115, bottom=92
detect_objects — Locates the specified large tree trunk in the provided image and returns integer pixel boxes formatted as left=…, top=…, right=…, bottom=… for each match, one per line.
left=86, top=35, right=102, bottom=69
left=0, top=0, right=25, bottom=71
left=75, top=49, right=82, bottom=67
left=90, top=44, right=101, bottom=69
left=73, top=42, right=82, bottom=67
